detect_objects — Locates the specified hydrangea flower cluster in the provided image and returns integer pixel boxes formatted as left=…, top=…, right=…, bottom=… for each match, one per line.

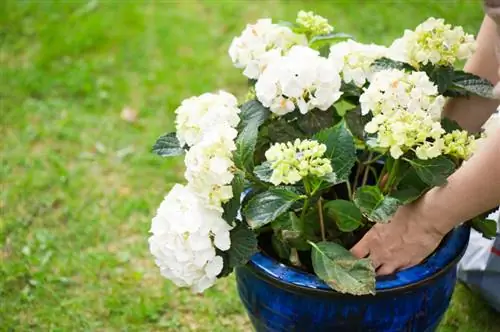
left=296, top=10, right=334, bottom=36
left=228, top=18, right=307, bottom=79
left=442, top=130, right=477, bottom=160
left=360, top=69, right=446, bottom=120
left=148, top=184, right=231, bottom=293
left=329, top=40, right=388, bottom=87
left=389, top=17, right=476, bottom=68
left=150, top=91, right=241, bottom=293
left=175, top=91, right=240, bottom=147
left=255, top=45, right=343, bottom=116
left=265, top=139, right=333, bottom=185
left=365, top=110, right=445, bottom=159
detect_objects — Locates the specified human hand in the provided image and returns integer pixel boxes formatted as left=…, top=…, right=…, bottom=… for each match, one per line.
left=350, top=202, right=449, bottom=276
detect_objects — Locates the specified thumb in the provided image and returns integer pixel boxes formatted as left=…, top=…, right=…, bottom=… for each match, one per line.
left=350, top=236, right=370, bottom=259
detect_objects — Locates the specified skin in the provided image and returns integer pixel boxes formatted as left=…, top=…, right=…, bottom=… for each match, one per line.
left=351, top=15, right=500, bottom=275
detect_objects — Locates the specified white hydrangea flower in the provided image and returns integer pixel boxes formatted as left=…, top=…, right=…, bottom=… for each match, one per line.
left=360, top=69, right=446, bottom=121
left=255, top=45, right=343, bottom=116
left=329, top=40, right=388, bottom=87
left=365, top=110, right=445, bottom=159
left=296, top=10, right=333, bottom=36
left=264, top=139, right=333, bottom=185
left=442, top=130, right=477, bottom=160
left=229, top=18, right=307, bottom=79
left=389, top=17, right=476, bottom=68
left=175, top=91, right=240, bottom=147
left=148, top=184, right=232, bottom=293
left=184, top=126, right=237, bottom=211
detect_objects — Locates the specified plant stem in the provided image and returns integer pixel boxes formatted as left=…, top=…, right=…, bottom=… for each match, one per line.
left=363, top=153, right=383, bottom=165
left=353, top=162, right=363, bottom=189
left=383, top=158, right=400, bottom=194
left=317, top=198, right=326, bottom=241
left=361, top=162, right=371, bottom=186
left=346, top=181, right=353, bottom=200
left=300, top=198, right=310, bottom=223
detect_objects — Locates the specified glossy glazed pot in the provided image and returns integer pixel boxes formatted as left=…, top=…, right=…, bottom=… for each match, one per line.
left=235, top=225, right=470, bottom=332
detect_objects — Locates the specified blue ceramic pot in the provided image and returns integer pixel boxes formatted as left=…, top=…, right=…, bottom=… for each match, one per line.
left=236, top=225, right=470, bottom=332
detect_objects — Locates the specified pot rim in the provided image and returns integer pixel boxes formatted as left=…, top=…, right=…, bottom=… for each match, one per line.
left=245, top=225, right=470, bottom=297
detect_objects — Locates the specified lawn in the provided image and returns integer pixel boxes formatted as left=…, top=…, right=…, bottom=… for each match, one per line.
left=1, top=0, right=499, bottom=331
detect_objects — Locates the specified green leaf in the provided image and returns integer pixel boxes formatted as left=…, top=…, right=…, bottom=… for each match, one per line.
left=344, top=106, right=372, bottom=140
left=267, top=118, right=306, bottom=143
left=234, top=100, right=271, bottom=172
left=441, top=118, right=463, bottom=133
left=152, top=132, right=184, bottom=157
left=222, top=171, right=246, bottom=224
left=406, top=156, right=456, bottom=187
left=314, top=121, right=356, bottom=182
left=238, top=100, right=271, bottom=130
left=309, top=32, right=353, bottom=45
left=243, top=187, right=303, bottom=229
left=324, top=200, right=363, bottom=232
left=471, top=218, right=497, bottom=240
left=427, top=65, right=454, bottom=94
left=272, top=212, right=310, bottom=250
left=390, top=187, right=423, bottom=205
left=254, top=161, right=273, bottom=183
left=297, top=108, right=335, bottom=136
left=354, top=186, right=400, bottom=223
left=226, top=223, right=259, bottom=268
left=310, top=241, right=375, bottom=295
left=450, top=71, right=494, bottom=98
left=272, top=233, right=291, bottom=260
left=371, top=57, right=415, bottom=72
left=392, top=166, right=431, bottom=204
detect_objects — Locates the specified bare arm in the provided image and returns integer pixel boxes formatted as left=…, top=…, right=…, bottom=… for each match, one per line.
left=443, top=15, right=500, bottom=132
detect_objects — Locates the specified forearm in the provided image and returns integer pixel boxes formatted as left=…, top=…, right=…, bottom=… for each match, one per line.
left=443, top=15, right=500, bottom=132
left=416, top=130, right=500, bottom=234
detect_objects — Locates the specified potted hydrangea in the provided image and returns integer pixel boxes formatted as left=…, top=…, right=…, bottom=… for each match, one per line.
left=148, top=11, right=497, bottom=331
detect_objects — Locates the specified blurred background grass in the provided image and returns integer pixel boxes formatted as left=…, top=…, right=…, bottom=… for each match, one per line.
left=1, top=0, right=499, bottom=331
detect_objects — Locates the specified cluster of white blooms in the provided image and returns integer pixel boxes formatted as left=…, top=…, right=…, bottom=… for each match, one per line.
left=149, top=185, right=232, bottom=293
left=360, top=69, right=446, bottom=121
left=175, top=91, right=240, bottom=147
left=442, top=130, right=477, bottom=160
left=151, top=92, right=241, bottom=293
left=184, top=126, right=237, bottom=211
left=329, top=40, right=388, bottom=87
left=296, top=10, right=333, bottom=36
left=255, top=45, right=343, bottom=116
left=389, top=17, right=476, bottom=68
left=264, top=139, right=333, bottom=185
left=365, top=111, right=445, bottom=159
left=229, top=18, right=307, bottom=79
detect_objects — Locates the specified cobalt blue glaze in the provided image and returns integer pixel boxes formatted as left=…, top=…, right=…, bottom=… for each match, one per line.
left=236, top=225, right=470, bottom=332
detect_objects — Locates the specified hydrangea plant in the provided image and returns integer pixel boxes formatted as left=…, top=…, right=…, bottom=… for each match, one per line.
left=149, top=12, right=498, bottom=295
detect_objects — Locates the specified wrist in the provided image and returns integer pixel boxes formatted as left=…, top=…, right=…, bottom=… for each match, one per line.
left=409, top=190, right=455, bottom=237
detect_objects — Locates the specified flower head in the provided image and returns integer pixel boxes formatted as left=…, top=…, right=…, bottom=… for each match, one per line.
left=360, top=69, right=446, bottom=121
left=184, top=126, right=237, bottom=211
left=365, top=110, right=445, bottom=159
left=389, top=17, right=476, bottom=68
left=229, top=18, right=307, bottom=79
left=442, top=130, right=477, bottom=160
left=175, top=91, right=240, bottom=147
left=329, top=40, right=388, bottom=87
left=148, top=184, right=232, bottom=293
left=255, top=45, right=343, bottom=116
left=296, top=10, right=333, bottom=36
left=264, top=139, right=333, bottom=185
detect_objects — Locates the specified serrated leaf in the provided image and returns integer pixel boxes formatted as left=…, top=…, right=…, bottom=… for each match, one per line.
left=152, top=132, right=184, bottom=157
left=406, top=156, right=456, bottom=187
left=441, top=118, right=463, bottom=133
left=314, top=121, right=356, bottom=182
left=297, top=108, right=335, bottom=135
left=272, top=233, right=291, bottom=260
left=222, top=171, right=246, bottom=224
left=310, top=241, right=375, bottom=295
left=426, top=65, right=454, bottom=94
left=254, top=161, right=273, bottom=183
left=226, top=223, right=259, bottom=268
left=243, top=187, right=304, bottom=229
left=238, top=100, right=271, bottom=130
left=271, top=212, right=310, bottom=250
left=268, top=118, right=306, bottom=143
left=345, top=106, right=372, bottom=140
left=371, top=57, right=415, bottom=72
left=450, top=71, right=494, bottom=98
left=324, top=200, right=363, bottom=232
left=471, top=218, right=497, bottom=239
left=354, top=186, right=400, bottom=223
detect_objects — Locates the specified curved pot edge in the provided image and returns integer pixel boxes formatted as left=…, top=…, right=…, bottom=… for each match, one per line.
left=240, top=226, right=470, bottom=298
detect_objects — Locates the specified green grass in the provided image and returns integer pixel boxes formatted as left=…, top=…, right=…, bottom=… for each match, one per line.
left=1, top=0, right=499, bottom=331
